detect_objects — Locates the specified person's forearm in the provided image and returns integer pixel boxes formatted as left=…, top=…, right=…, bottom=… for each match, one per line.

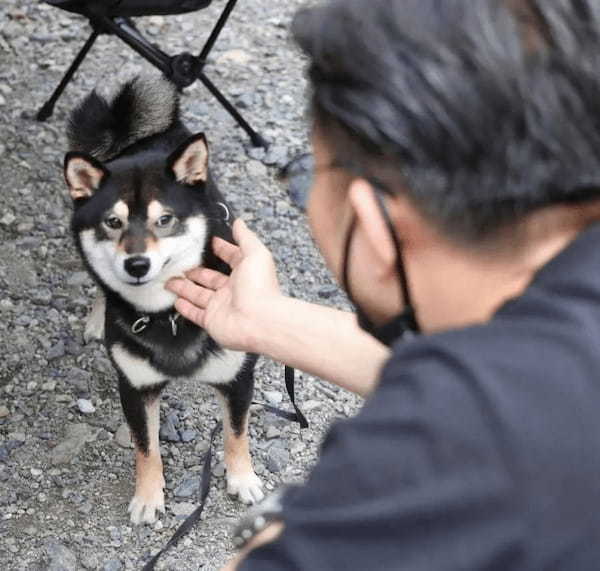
left=253, top=297, right=390, bottom=397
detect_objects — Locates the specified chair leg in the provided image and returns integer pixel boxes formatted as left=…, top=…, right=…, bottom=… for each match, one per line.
left=36, top=29, right=100, bottom=122
left=197, top=72, right=268, bottom=148
left=198, top=0, right=238, bottom=63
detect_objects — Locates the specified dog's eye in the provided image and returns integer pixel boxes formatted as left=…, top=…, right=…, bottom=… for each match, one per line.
left=156, top=214, right=174, bottom=227
left=104, top=215, right=123, bottom=230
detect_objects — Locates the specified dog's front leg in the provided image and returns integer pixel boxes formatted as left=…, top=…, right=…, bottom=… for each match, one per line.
left=215, top=359, right=264, bottom=505
left=118, top=376, right=165, bottom=525
left=84, top=292, right=105, bottom=343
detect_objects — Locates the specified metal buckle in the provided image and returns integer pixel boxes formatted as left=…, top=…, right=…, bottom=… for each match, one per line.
left=169, top=313, right=180, bottom=336
left=216, top=202, right=231, bottom=225
left=131, top=316, right=151, bottom=334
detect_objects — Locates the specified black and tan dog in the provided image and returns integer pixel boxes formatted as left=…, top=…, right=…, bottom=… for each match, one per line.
left=62, top=76, right=264, bottom=524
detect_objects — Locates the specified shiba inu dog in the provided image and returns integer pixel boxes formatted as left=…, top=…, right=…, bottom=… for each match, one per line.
left=62, top=76, right=264, bottom=525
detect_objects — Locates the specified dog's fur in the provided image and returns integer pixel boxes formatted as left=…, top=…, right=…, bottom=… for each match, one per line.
left=63, top=76, right=264, bottom=524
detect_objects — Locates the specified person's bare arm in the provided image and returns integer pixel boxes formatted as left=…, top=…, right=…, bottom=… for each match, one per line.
left=220, top=522, right=284, bottom=571
left=166, top=219, right=389, bottom=397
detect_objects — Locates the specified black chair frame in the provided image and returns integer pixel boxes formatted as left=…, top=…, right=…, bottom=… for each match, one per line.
left=37, top=0, right=267, bottom=148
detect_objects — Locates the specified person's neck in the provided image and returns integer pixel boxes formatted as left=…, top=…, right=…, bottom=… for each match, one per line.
left=412, top=210, right=594, bottom=334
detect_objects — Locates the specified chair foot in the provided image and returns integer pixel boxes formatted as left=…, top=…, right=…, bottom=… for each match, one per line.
left=250, top=133, right=269, bottom=149
left=36, top=102, right=54, bottom=122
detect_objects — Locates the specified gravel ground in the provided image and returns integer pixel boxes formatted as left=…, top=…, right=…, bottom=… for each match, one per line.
left=0, top=1, right=362, bottom=569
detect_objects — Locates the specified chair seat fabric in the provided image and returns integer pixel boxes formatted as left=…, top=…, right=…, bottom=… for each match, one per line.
left=44, top=0, right=212, bottom=18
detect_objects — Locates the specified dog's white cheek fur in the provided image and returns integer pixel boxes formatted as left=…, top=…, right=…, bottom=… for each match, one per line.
left=79, top=215, right=208, bottom=312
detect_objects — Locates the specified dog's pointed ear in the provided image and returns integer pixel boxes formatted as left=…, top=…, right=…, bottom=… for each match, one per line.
left=167, top=133, right=209, bottom=185
left=64, top=152, right=109, bottom=201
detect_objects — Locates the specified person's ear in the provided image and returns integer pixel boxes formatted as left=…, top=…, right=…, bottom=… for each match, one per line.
left=348, top=180, right=404, bottom=278
left=64, top=152, right=109, bottom=201
left=167, top=133, right=209, bottom=185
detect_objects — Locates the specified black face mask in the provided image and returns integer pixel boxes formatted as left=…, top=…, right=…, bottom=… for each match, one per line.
left=340, top=193, right=420, bottom=346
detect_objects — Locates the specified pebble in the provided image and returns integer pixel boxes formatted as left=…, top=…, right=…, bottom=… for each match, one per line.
left=42, top=380, right=57, bottom=391
left=180, top=429, right=198, bottom=443
left=103, top=558, right=123, bottom=571
left=266, top=447, right=290, bottom=474
left=46, top=541, right=77, bottom=571
left=265, top=426, right=281, bottom=440
left=213, top=462, right=226, bottom=477
left=217, top=48, right=251, bottom=65
left=114, top=423, right=133, bottom=449
left=263, top=390, right=283, bottom=406
left=174, top=477, right=200, bottom=498
left=159, top=412, right=181, bottom=443
left=77, top=399, right=95, bottom=414
left=66, top=271, right=89, bottom=287
left=0, top=405, right=9, bottom=418
left=47, top=340, right=66, bottom=361
left=246, top=160, right=268, bottom=178
left=50, top=423, right=92, bottom=465
left=171, top=502, right=196, bottom=517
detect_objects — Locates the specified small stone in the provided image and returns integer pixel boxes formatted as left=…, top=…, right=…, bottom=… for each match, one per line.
left=265, top=426, right=281, bottom=440
left=31, top=468, right=43, bottom=477
left=263, top=145, right=289, bottom=168
left=76, top=399, right=95, bottom=414
left=0, top=212, right=15, bottom=226
left=217, top=48, right=251, bottom=65
left=114, top=423, right=133, bottom=449
left=246, top=160, right=267, bottom=178
left=303, top=400, right=322, bottom=412
left=266, top=447, right=290, bottom=474
left=180, top=429, right=197, bottom=443
left=171, top=502, right=195, bottom=517
left=66, top=272, right=89, bottom=287
left=46, top=541, right=77, bottom=571
left=42, top=381, right=57, bottom=391
left=174, top=477, right=200, bottom=498
left=247, top=146, right=266, bottom=161
left=263, top=390, right=283, bottom=406
left=0, top=405, right=9, bottom=418
left=50, top=423, right=92, bottom=465
left=103, top=559, right=123, bottom=571
left=159, top=412, right=181, bottom=443
left=213, top=462, right=225, bottom=477
left=47, top=340, right=66, bottom=361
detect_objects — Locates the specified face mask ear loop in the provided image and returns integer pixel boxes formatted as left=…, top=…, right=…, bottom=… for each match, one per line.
left=341, top=216, right=357, bottom=300
left=372, top=189, right=419, bottom=332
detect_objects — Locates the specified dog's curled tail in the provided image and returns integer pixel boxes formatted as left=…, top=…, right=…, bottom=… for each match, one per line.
left=67, top=75, right=179, bottom=162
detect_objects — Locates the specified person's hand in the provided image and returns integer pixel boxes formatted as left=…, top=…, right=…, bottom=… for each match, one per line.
left=166, top=219, right=283, bottom=353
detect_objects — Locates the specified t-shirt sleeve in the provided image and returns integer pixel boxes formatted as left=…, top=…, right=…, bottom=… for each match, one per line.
left=239, top=340, right=525, bottom=571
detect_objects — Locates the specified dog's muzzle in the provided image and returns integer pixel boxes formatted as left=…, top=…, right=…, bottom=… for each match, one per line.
left=124, top=255, right=151, bottom=279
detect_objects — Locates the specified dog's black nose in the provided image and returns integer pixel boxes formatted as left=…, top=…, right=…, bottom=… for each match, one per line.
left=124, top=256, right=150, bottom=278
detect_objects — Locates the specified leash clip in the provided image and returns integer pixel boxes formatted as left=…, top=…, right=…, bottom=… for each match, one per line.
left=131, top=316, right=150, bottom=334
left=216, top=201, right=231, bottom=225
left=169, top=313, right=180, bottom=336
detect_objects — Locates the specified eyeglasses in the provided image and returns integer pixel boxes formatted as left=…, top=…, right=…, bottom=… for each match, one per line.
left=279, top=153, right=393, bottom=212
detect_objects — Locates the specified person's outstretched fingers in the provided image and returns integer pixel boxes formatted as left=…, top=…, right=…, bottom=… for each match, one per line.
left=167, top=278, right=214, bottom=309
left=174, top=298, right=206, bottom=328
left=185, top=267, right=228, bottom=290
left=233, top=218, right=264, bottom=253
left=213, top=237, right=242, bottom=267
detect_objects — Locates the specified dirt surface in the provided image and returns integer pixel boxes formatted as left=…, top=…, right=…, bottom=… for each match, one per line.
left=0, top=1, right=361, bottom=569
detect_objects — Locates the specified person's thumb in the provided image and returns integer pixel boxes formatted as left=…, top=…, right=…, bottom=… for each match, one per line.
left=233, top=218, right=264, bottom=255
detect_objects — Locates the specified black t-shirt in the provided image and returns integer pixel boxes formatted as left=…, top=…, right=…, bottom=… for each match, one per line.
left=241, top=226, right=600, bottom=571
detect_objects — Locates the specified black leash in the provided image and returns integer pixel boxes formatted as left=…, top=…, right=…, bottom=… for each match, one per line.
left=142, top=365, right=307, bottom=570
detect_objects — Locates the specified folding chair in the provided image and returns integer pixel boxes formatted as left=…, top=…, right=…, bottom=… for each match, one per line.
left=36, top=0, right=267, bottom=147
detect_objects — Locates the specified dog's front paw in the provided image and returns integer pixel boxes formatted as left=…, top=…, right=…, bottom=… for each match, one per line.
left=227, top=471, right=264, bottom=504
left=84, top=295, right=105, bottom=343
left=128, top=485, right=165, bottom=525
